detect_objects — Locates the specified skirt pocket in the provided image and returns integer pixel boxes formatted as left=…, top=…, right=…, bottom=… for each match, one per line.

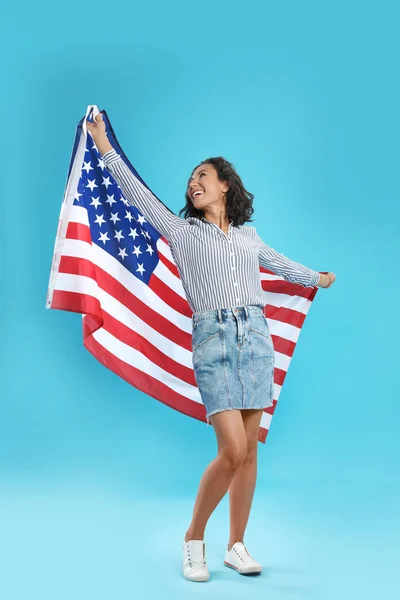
left=248, top=315, right=273, bottom=347
left=192, top=319, right=222, bottom=352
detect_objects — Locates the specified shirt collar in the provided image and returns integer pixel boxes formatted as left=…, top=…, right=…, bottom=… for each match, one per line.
left=201, top=217, right=234, bottom=226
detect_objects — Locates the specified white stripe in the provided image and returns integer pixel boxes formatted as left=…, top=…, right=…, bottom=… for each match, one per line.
left=154, top=241, right=186, bottom=298
left=262, top=290, right=313, bottom=315
left=260, top=411, right=272, bottom=430
left=70, top=205, right=90, bottom=226
left=269, top=318, right=306, bottom=344
left=157, top=237, right=176, bottom=264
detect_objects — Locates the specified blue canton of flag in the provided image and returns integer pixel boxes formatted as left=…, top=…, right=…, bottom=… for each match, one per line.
left=74, top=138, right=161, bottom=285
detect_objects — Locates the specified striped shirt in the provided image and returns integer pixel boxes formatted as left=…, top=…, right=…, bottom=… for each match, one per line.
left=102, top=149, right=320, bottom=313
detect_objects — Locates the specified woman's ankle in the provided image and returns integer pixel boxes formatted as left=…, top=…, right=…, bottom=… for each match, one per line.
left=185, top=529, right=204, bottom=543
left=228, top=538, right=244, bottom=551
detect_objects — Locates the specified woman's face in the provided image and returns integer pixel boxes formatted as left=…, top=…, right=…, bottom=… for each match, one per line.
left=187, top=163, right=229, bottom=212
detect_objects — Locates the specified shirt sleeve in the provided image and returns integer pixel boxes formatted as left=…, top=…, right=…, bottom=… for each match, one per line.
left=255, top=230, right=320, bottom=288
left=102, top=149, right=189, bottom=241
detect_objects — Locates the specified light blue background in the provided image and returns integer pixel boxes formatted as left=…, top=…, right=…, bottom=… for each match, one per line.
left=1, top=1, right=399, bottom=598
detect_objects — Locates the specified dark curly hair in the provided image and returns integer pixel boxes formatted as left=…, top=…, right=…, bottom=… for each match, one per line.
left=178, top=157, right=255, bottom=226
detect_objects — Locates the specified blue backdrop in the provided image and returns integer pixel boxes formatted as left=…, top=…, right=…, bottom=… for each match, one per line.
left=1, top=1, right=399, bottom=598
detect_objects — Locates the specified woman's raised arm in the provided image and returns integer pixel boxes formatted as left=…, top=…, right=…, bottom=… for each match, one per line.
left=86, top=114, right=189, bottom=241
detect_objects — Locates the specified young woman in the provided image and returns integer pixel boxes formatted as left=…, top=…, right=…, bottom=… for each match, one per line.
left=86, top=113, right=336, bottom=583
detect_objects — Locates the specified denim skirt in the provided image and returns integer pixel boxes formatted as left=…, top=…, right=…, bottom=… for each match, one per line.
left=192, top=304, right=275, bottom=423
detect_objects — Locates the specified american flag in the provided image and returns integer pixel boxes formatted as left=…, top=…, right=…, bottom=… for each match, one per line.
left=47, top=105, right=320, bottom=444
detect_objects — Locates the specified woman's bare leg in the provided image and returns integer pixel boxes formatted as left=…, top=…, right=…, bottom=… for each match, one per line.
left=227, top=408, right=263, bottom=550
left=184, top=410, right=247, bottom=542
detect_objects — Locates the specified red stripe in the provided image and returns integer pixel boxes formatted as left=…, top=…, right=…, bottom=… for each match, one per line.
left=51, top=290, right=102, bottom=328
left=67, top=221, right=91, bottom=243
left=265, top=304, right=307, bottom=329
left=274, top=366, right=287, bottom=388
left=271, top=335, right=296, bottom=358
left=261, top=277, right=319, bottom=300
left=148, top=274, right=192, bottom=318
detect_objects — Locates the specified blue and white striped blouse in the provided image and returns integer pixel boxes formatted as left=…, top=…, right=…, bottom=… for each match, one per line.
left=102, top=149, right=320, bottom=313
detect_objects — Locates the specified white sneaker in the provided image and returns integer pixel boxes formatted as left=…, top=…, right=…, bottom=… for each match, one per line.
left=182, top=539, right=210, bottom=582
left=224, top=541, right=262, bottom=574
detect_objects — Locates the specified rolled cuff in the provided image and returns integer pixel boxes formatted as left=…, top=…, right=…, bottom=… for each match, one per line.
left=102, top=148, right=121, bottom=167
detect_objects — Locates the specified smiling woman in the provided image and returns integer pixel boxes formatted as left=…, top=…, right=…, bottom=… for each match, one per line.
left=181, top=157, right=256, bottom=230
left=85, top=111, right=335, bottom=583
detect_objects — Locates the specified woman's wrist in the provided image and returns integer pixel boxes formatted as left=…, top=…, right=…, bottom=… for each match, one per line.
left=93, top=136, right=113, bottom=157
left=317, top=273, right=332, bottom=288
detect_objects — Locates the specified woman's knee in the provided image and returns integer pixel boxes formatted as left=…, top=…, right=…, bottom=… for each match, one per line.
left=219, top=442, right=247, bottom=470
left=243, top=441, right=258, bottom=464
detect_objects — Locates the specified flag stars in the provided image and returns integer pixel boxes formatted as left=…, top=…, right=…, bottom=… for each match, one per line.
left=82, top=161, right=94, bottom=174
left=74, top=191, right=83, bottom=202
left=98, top=232, right=110, bottom=245
left=86, top=179, right=98, bottom=191
left=114, top=230, right=124, bottom=242
left=90, top=196, right=101, bottom=209
left=124, top=210, right=133, bottom=222
left=145, top=244, right=154, bottom=256
left=118, top=247, right=128, bottom=260
left=143, top=230, right=151, bottom=240
left=101, top=176, right=112, bottom=189
left=97, top=158, right=105, bottom=170
left=94, top=213, right=106, bottom=227
left=109, top=212, right=120, bottom=225
left=132, top=245, right=142, bottom=257
left=128, top=227, right=140, bottom=240
left=105, top=194, right=117, bottom=206
left=137, top=215, right=147, bottom=226
left=136, top=263, right=146, bottom=275
left=121, top=197, right=130, bottom=207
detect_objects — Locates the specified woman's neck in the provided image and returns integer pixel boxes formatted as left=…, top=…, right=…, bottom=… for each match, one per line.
left=202, top=208, right=230, bottom=230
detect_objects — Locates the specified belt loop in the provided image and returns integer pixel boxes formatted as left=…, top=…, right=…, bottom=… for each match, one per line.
left=244, top=305, right=249, bottom=320
left=217, top=308, right=222, bottom=323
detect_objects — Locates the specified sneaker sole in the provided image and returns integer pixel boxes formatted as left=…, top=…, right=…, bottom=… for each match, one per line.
left=224, top=560, right=262, bottom=575
left=183, top=571, right=210, bottom=582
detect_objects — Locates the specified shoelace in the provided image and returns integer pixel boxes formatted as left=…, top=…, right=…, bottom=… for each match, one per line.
left=232, top=543, right=252, bottom=564
left=187, top=542, right=206, bottom=569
